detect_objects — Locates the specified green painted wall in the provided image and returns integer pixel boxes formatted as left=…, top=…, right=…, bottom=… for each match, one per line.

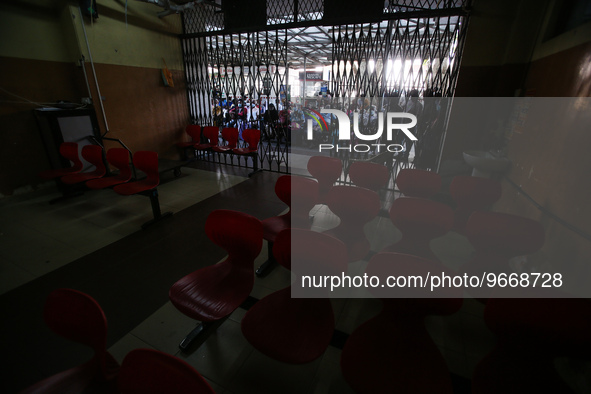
left=68, top=0, right=184, bottom=70
left=0, top=1, right=72, bottom=62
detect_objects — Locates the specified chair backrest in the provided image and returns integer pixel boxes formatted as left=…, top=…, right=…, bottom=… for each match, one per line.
left=274, top=175, right=292, bottom=208
left=43, top=288, right=109, bottom=370
left=396, top=169, right=442, bottom=198
left=202, top=126, right=220, bottom=146
left=118, top=349, right=215, bottom=394
left=291, top=176, right=319, bottom=227
left=242, top=128, right=261, bottom=151
left=60, top=142, right=84, bottom=171
left=133, top=151, right=159, bottom=187
left=450, top=175, right=502, bottom=209
left=326, top=185, right=381, bottom=225
left=389, top=197, right=453, bottom=239
left=106, top=148, right=132, bottom=181
left=81, top=144, right=106, bottom=176
left=221, top=127, right=239, bottom=148
left=273, top=175, right=319, bottom=227
left=186, top=125, right=202, bottom=142
left=466, top=211, right=545, bottom=257
left=273, top=228, right=348, bottom=278
left=205, top=210, right=263, bottom=265
left=348, top=161, right=390, bottom=191
left=307, top=156, right=342, bottom=196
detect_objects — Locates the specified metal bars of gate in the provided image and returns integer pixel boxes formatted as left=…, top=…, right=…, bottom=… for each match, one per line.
left=329, top=11, right=469, bottom=177
left=180, top=1, right=470, bottom=176
left=181, top=20, right=290, bottom=173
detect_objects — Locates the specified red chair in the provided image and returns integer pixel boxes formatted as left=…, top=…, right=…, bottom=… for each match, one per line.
left=461, top=212, right=545, bottom=297
left=113, top=151, right=172, bottom=229
left=20, top=288, right=119, bottom=394
left=118, top=349, right=214, bottom=394
left=232, top=128, right=261, bottom=176
left=395, top=168, right=442, bottom=198
left=212, top=127, right=239, bottom=163
left=383, top=197, right=454, bottom=261
left=255, top=175, right=319, bottom=277
left=340, top=253, right=463, bottom=394
left=38, top=142, right=83, bottom=180
left=194, top=126, right=219, bottom=152
left=242, top=228, right=348, bottom=363
left=177, top=125, right=201, bottom=160
left=86, top=148, right=133, bottom=190
left=324, top=185, right=381, bottom=262
left=169, top=210, right=263, bottom=351
left=348, top=161, right=390, bottom=192
left=307, top=156, right=342, bottom=203
left=472, top=289, right=591, bottom=394
left=61, top=145, right=106, bottom=185
left=450, top=175, right=502, bottom=233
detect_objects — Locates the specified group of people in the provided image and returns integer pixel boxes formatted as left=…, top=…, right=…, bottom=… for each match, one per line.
left=210, top=89, right=445, bottom=168
left=212, top=97, right=291, bottom=142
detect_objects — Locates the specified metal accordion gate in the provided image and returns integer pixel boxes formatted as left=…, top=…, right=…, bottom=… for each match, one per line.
left=179, top=1, right=470, bottom=176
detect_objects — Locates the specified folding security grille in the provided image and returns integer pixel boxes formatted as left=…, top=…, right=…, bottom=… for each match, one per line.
left=384, top=0, right=469, bottom=13
left=329, top=10, right=469, bottom=172
left=181, top=0, right=470, bottom=174
left=331, top=16, right=468, bottom=98
left=181, top=27, right=290, bottom=173
left=183, top=2, right=224, bottom=33
left=267, top=0, right=324, bottom=25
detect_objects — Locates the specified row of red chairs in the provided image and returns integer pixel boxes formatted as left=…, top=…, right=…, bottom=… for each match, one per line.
left=306, top=156, right=547, bottom=296
left=178, top=125, right=261, bottom=176
left=307, top=156, right=505, bottom=233
left=162, top=186, right=463, bottom=391
left=38, top=142, right=171, bottom=229
left=20, top=288, right=214, bottom=394
left=252, top=172, right=588, bottom=393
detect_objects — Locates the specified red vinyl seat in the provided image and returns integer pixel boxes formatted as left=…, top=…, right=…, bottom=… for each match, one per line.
left=232, top=128, right=260, bottom=156
left=256, top=175, right=319, bottom=277
left=61, top=144, right=106, bottom=185
left=348, top=161, right=390, bottom=192
left=38, top=142, right=83, bottom=180
left=118, top=349, right=214, bottom=394
left=472, top=289, right=591, bottom=394
left=169, top=210, right=263, bottom=350
left=212, top=127, right=239, bottom=153
left=86, top=148, right=132, bottom=190
left=194, top=126, right=219, bottom=151
left=383, top=197, right=454, bottom=261
left=395, top=168, right=442, bottom=198
left=242, top=228, right=348, bottom=363
left=113, top=151, right=159, bottom=196
left=177, top=125, right=202, bottom=160
left=307, top=156, right=342, bottom=203
left=113, top=151, right=172, bottom=229
left=324, top=185, right=381, bottom=262
left=20, top=288, right=119, bottom=394
left=340, top=253, right=463, bottom=394
left=177, top=125, right=202, bottom=148
left=232, top=128, right=261, bottom=176
left=450, top=175, right=502, bottom=233
left=262, top=175, right=319, bottom=242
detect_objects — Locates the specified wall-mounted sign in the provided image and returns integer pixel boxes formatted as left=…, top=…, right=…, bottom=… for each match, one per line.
left=299, top=71, right=324, bottom=81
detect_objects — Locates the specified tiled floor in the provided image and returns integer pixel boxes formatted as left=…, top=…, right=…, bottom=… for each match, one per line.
left=0, top=166, right=247, bottom=295
left=1, top=157, right=589, bottom=393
